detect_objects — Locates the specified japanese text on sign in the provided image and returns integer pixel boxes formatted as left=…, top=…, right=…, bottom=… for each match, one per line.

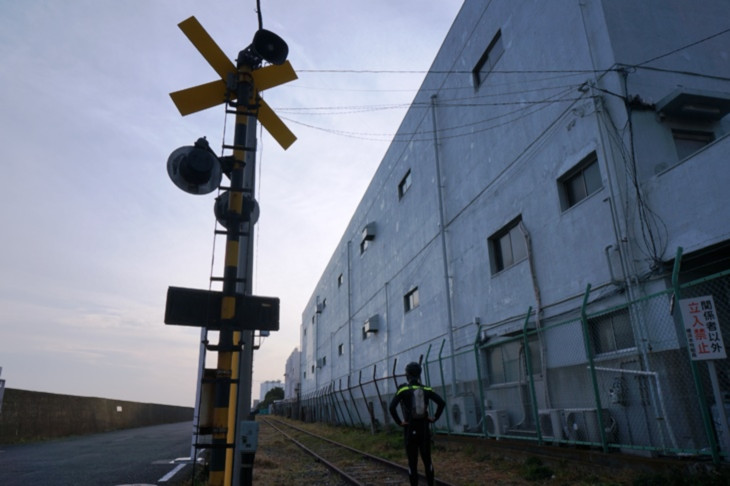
left=679, top=295, right=726, bottom=361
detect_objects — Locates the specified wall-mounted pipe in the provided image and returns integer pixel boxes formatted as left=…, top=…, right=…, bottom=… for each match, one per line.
left=472, top=324, right=487, bottom=437
left=430, top=95, right=458, bottom=393
left=591, top=366, right=677, bottom=449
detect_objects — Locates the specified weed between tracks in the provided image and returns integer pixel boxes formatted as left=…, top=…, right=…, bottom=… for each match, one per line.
left=246, top=418, right=730, bottom=486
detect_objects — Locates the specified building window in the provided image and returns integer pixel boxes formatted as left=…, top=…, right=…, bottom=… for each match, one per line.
left=337, top=273, right=344, bottom=287
left=672, top=129, right=714, bottom=160
left=398, top=169, right=412, bottom=199
left=558, top=152, right=602, bottom=210
left=589, top=308, right=635, bottom=354
left=338, top=343, right=344, bottom=356
left=489, top=218, right=527, bottom=273
left=473, top=30, right=504, bottom=88
left=487, top=336, right=541, bottom=385
left=404, top=287, right=420, bottom=313
left=311, top=365, right=315, bottom=374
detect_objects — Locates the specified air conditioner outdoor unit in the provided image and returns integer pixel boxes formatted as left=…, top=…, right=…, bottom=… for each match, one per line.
left=538, top=409, right=563, bottom=443
left=485, top=409, right=510, bottom=438
left=363, top=315, right=379, bottom=333
left=562, top=408, right=611, bottom=444
left=362, top=222, right=376, bottom=241
left=450, top=395, right=479, bottom=433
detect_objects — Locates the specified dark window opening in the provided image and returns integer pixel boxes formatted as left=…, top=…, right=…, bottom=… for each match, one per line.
left=672, top=129, right=714, bottom=160
left=398, top=169, right=412, bottom=199
left=404, top=287, right=420, bottom=312
left=473, top=30, right=504, bottom=88
left=489, top=218, right=527, bottom=273
left=559, top=152, right=602, bottom=210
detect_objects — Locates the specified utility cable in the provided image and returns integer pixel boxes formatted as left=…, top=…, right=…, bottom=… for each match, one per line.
left=278, top=85, right=581, bottom=142
left=636, top=26, right=730, bottom=67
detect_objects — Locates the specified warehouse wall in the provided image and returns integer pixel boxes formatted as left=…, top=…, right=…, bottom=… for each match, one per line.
left=0, top=388, right=192, bottom=444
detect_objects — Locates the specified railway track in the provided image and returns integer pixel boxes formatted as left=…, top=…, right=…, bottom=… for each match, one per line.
left=262, top=417, right=457, bottom=486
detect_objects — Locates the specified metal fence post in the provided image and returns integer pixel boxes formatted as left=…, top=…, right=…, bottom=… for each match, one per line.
left=358, top=370, right=376, bottom=433
left=436, top=339, right=451, bottom=434
left=473, top=323, right=486, bottom=437
left=580, top=284, right=609, bottom=452
left=523, top=307, right=542, bottom=444
left=424, top=344, right=434, bottom=419
left=328, top=382, right=344, bottom=425
left=338, top=379, right=355, bottom=427
left=373, top=365, right=388, bottom=427
left=347, top=375, right=365, bottom=428
left=672, top=247, right=720, bottom=463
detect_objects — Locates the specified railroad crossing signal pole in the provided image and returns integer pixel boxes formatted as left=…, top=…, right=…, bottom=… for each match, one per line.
left=163, top=15, right=296, bottom=486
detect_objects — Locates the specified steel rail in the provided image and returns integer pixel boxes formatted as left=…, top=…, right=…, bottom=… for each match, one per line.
left=263, top=417, right=457, bottom=486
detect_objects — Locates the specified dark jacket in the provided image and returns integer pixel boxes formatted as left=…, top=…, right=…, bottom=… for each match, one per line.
left=389, top=381, right=446, bottom=426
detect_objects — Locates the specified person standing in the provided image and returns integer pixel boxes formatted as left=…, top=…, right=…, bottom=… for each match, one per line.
left=389, top=362, right=446, bottom=486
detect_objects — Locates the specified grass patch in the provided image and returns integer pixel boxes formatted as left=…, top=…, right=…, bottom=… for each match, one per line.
left=520, top=456, right=553, bottom=481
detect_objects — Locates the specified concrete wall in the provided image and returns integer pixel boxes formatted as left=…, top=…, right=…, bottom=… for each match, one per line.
left=298, top=0, right=730, bottom=398
left=0, top=388, right=192, bottom=444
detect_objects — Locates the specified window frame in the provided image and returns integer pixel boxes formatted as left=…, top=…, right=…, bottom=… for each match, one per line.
left=671, top=128, right=715, bottom=160
left=486, top=335, right=542, bottom=385
left=588, top=308, right=635, bottom=355
left=404, top=287, right=420, bottom=313
left=488, top=217, right=527, bottom=274
left=558, top=152, right=602, bottom=211
left=398, top=169, right=412, bottom=199
left=473, top=30, right=505, bottom=89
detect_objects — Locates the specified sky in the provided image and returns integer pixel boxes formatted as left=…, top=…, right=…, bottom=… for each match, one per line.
left=0, top=0, right=464, bottom=407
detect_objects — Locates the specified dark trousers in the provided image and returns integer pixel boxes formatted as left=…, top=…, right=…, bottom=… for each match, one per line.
left=404, top=421, right=434, bottom=486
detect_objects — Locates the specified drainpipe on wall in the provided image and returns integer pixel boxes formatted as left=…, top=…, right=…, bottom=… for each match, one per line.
left=430, top=94, right=458, bottom=395
left=518, top=221, right=552, bottom=409
left=315, top=295, right=321, bottom=392
left=347, top=241, right=353, bottom=377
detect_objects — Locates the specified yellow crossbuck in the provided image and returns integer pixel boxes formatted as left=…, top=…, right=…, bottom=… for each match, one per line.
left=169, top=16, right=297, bottom=149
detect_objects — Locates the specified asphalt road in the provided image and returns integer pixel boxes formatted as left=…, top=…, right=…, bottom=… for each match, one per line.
left=0, top=421, right=197, bottom=486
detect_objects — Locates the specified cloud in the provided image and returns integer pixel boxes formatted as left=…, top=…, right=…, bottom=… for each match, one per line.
left=0, top=0, right=463, bottom=406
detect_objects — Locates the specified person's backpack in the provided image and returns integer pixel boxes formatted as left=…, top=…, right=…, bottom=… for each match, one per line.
left=411, top=386, right=428, bottom=419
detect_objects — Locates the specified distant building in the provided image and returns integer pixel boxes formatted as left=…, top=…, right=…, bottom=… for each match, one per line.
left=296, top=0, right=730, bottom=457
left=259, top=380, right=282, bottom=401
left=0, top=367, right=4, bottom=413
left=284, top=348, right=301, bottom=400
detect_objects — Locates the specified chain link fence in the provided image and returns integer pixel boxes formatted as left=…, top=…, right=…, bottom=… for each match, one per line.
left=276, top=267, right=730, bottom=461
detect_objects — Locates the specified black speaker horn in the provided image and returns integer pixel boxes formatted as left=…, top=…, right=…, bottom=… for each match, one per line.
left=167, top=138, right=222, bottom=195
left=251, top=29, right=288, bottom=65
